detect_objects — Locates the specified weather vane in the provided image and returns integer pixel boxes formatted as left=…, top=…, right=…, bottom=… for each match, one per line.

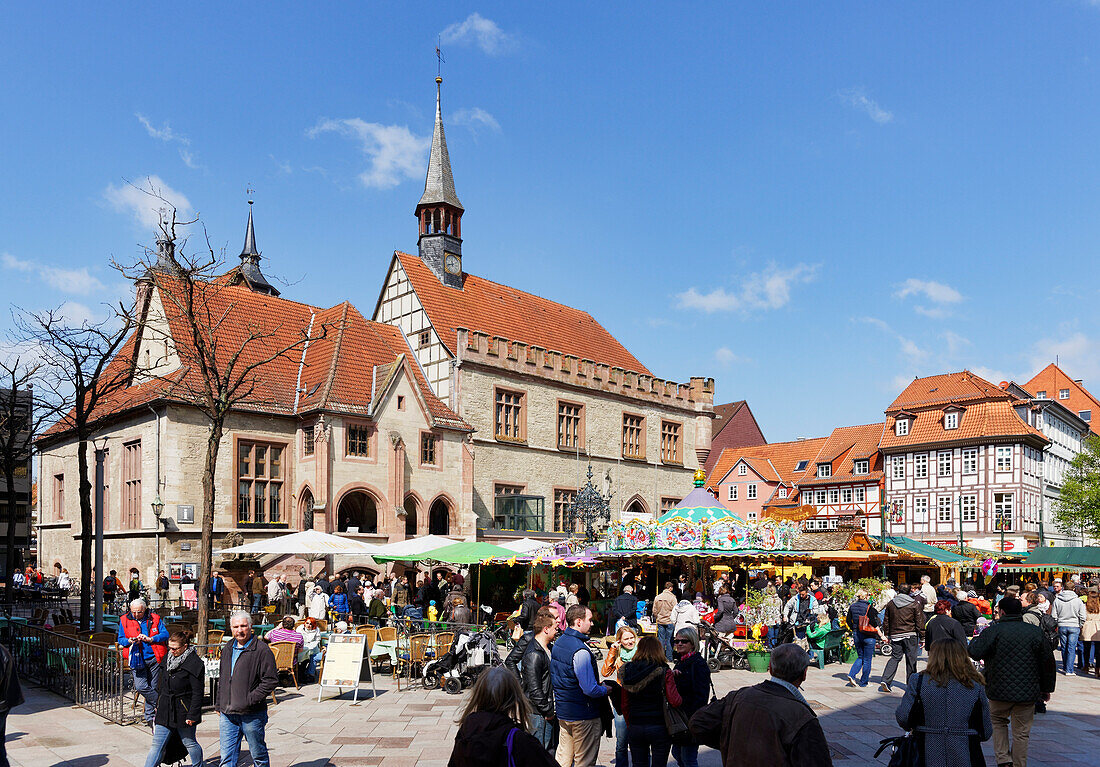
left=436, top=37, right=445, bottom=76
left=246, top=184, right=255, bottom=205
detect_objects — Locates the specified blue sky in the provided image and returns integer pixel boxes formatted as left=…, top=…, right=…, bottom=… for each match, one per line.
left=3, top=3, right=1100, bottom=441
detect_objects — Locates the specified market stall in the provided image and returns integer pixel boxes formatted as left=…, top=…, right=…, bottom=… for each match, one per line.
left=999, top=546, right=1100, bottom=578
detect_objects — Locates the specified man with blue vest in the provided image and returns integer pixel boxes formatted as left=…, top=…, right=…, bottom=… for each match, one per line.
left=116, top=598, right=168, bottom=726
left=550, top=604, right=608, bottom=767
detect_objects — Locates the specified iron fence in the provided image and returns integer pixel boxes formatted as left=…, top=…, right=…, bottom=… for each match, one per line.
left=7, top=623, right=140, bottom=725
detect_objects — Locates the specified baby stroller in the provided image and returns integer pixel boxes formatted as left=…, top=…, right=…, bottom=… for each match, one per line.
left=423, top=627, right=502, bottom=694
left=695, top=620, right=748, bottom=671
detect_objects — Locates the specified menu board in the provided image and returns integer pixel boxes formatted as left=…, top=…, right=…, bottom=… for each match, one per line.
left=317, top=634, right=373, bottom=702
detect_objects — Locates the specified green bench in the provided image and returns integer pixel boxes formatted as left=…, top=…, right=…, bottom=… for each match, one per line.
left=808, top=628, right=848, bottom=669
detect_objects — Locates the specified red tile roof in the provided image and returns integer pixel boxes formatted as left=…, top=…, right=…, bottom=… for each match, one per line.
left=706, top=437, right=828, bottom=491
left=880, top=400, right=1045, bottom=451
left=796, top=423, right=885, bottom=486
left=391, top=252, right=652, bottom=374
left=1023, top=363, right=1100, bottom=431
left=887, top=370, right=1014, bottom=412
left=41, top=278, right=470, bottom=443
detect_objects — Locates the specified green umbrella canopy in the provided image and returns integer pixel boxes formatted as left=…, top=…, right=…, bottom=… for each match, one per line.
left=372, top=540, right=516, bottom=565
left=657, top=486, right=743, bottom=524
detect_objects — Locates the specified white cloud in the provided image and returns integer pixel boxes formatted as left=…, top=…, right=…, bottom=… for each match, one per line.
left=942, top=330, right=970, bottom=357
left=452, top=107, right=501, bottom=135
left=56, top=301, right=98, bottom=327
left=677, top=263, right=818, bottom=313
left=858, top=316, right=927, bottom=363
left=178, top=149, right=201, bottom=170
left=2, top=253, right=106, bottom=295
left=440, top=13, right=516, bottom=55
left=713, top=347, right=748, bottom=366
left=839, top=87, right=894, bottom=124
left=308, top=119, right=429, bottom=189
left=1028, top=332, right=1100, bottom=383
left=895, top=278, right=963, bottom=304
left=103, top=175, right=193, bottom=231
left=137, top=114, right=201, bottom=169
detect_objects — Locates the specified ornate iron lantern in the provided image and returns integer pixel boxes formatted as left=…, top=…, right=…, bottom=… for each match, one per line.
left=565, top=463, right=611, bottom=542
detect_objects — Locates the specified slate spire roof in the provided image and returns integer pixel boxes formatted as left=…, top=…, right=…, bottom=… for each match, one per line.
left=236, top=200, right=280, bottom=297
left=417, top=77, right=463, bottom=211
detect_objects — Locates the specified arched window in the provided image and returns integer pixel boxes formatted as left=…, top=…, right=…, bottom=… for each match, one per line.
left=300, top=488, right=314, bottom=530
left=429, top=498, right=450, bottom=535
left=337, top=491, right=378, bottom=534
left=404, top=496, right=418, bottom=537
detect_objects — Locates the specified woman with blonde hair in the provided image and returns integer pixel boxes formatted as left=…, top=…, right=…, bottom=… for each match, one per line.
left=895, top=639, right=992, bottom=767
left=1080, top=588, right=1100, bottom=677
left=601, top=625, right=638, bottom=767
left=448, top=666, right=557, bottom=766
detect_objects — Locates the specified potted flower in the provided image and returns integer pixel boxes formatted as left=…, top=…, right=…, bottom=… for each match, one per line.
left=839, top=633, right=857, bottom=664
left=746, top=623, right=771, bottom=672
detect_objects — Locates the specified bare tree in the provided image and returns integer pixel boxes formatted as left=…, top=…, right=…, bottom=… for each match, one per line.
left=117, top=197, right=326, bottom=644
left=0, top=355, right=61, bottom=605
left=22, top=308, right=135, bottom=629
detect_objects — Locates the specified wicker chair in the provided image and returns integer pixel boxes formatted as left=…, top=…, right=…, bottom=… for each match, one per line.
left=397, top=634, right=431, bottom=679
left=207, top=630, right=225, bottom=645
left=357, top=626, right=378, bottom=652
left=269, top=641, right=299, bottom=690
left=51, top=624, right=78, bottom=636
left=88, top=632, right=117, bottom=646
left=377, top=626, right=396, bottom=643
left=432, top=632, right=455, bottom=658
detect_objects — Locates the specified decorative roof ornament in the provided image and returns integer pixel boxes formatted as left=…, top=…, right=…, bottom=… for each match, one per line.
left=418, top=76, right=464, bottom=211
left=565, top=463, right=611, bottom=543
left=236, top=194, right=280, bottom=297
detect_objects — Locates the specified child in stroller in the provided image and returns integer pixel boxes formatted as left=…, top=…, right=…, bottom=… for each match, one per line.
left=694, top=619, right=748, bottom=671
left=423, top=627, right=502, bottom=693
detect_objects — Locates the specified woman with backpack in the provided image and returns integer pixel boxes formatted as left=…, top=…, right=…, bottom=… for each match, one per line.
left=845, top=588, right=881, bottom=688
left=895, top=639, right=992, bottom=767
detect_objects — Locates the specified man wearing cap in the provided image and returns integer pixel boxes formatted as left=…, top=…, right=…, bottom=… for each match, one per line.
left=968, top=597, right=1056, bottom=767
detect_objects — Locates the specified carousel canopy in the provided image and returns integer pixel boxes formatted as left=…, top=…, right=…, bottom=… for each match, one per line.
left=657, top=486, right=743, bottom=524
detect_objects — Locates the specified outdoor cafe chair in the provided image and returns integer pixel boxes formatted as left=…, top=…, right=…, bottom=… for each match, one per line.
left=376, top=626, right=396, bottom=643
left=357, top=626, right=377, bottom=652
left=397, top=634, right=431, bottom=680
left=433, top=632, right=455, bottom=658
left=51, top=624, right=78, bottom=636
left=270, top=641, right=299, bottom=690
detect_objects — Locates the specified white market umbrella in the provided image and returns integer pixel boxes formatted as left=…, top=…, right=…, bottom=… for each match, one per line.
left=496, top=537, right=554, bottom=554
left=368, top=534, right=462, bottom=560
left=215, top=529, right=384, bottom=556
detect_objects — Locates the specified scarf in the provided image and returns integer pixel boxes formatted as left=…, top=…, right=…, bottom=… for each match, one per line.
left=166, top=645, right=195, bottom=673
left=618, top=643, right=637, bottom=663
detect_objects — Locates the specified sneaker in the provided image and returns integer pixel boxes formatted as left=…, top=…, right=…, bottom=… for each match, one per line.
left=846, top=676, right=857, bottom=687
left=878, top=682, right=891, bottom=693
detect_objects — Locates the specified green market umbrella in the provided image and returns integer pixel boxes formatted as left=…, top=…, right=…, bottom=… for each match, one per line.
left=372, top=540, right=515, bottom=565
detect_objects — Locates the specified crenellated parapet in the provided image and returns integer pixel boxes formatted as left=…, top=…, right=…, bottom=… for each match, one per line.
left=456, top=327, right=715, bottom=416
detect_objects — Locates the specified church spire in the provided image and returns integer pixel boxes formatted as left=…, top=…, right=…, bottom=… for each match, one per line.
left=416, top=76, right=465, bottom=289
left=236, top=196, right=280, bottom=297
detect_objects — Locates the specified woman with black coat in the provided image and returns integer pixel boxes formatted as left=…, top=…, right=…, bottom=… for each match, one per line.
left=618, top=635, right=672, bottom=767
left=713, top=585, right=738, bottom=636
left=670, top=627, right=710, bottom=767
left=142, top=630, right=204, bottom=767
left=449, top=666, right=557, bottom=767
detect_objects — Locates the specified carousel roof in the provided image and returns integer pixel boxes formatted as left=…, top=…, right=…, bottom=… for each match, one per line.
left=657, top=486, right=744, bottom=524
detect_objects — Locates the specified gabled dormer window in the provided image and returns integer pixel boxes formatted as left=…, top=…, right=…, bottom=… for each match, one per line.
left=944, top=411, right=959, bottom=430
left=817, top=464, right=831, bottom=478
left=737, top=463, right=747, bottom=476
left=778, top=487, right=787, bottom=499
left=895, top=418, right=909, bottom=436
left=853, top=459, right=869, bottom=475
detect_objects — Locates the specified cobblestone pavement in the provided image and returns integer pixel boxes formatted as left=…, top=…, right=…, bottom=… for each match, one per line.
left=8, top=652, right=1100, bottom=766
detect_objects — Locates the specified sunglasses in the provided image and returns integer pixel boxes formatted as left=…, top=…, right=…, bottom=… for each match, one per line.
left=672, top=639, right=692, bottom=645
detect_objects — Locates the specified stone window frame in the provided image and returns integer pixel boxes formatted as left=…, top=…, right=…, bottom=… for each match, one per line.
left=660, top=420, right=683, bottom=465
left=420, top=430, right=441, bottom=469
left=300, top=422, right=315, bottom=459
left=553, top=486, right=577, bottom=532
left=53, top=472, right=64, bottom=521
left=660, top=496, right=681, bottom=513
left=494, top=386, right=527, bottom=444
left=343, top=419, right=377, bottom=463
left=556, top=399, right=585, bottom=451
left=621, top=412, right=646, bottom=461
left=235, top=436, right=290, bottom=528
left=121, top=439, right=142, bottom=530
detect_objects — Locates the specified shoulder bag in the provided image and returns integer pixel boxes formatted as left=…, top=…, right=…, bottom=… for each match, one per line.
left=662, top=669, right=691, bottom=741
left=874, top=674, right=924, bottom=767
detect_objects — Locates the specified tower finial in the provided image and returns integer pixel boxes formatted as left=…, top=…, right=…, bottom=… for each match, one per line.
left=236, top=192, right=280, bottom=297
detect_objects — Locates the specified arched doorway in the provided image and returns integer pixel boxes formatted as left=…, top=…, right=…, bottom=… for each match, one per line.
left=404, top=496, right=418, bottom=537
left=428, top=498, right=450, bottom=535
left=625, top=497, right=648, bottom=516
left=337, top=491, right=378, bottom=533
left=300, top=488, right=315, bottom=530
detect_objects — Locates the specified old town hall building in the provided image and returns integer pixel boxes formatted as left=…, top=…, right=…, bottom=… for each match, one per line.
left=35, top=78, right=714, bottom=584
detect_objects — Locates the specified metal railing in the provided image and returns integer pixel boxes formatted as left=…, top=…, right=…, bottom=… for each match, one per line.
left=7, top=623, right=140, bottom=725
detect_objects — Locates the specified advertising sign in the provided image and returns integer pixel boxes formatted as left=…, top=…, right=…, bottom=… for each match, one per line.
left=318, top=633, right=375, bottom=703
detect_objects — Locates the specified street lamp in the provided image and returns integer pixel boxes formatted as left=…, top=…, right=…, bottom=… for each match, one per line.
left=565, top=463, right=611, bottom=543
left=152, top=495, right=165, bottom=602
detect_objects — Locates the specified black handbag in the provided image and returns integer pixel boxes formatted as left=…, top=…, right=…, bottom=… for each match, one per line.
left=874, top=674, right=924, bottom=767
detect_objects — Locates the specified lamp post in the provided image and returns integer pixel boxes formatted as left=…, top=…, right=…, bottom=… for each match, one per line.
left=152, top=494, right=165, bottom=596
left=92, top=437, right=108, bottom=632
left=880, top=498, right=888, bottom=579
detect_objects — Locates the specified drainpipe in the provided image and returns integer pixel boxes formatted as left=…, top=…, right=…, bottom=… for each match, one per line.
left=148, top=405, right=162, bottom=588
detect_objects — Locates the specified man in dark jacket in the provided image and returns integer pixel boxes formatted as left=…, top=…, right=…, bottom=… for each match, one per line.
left=550, top=605, right=609, bottom=767
left=516, top=589, right=541, bottom=632
left=879, top=585, right=925, bottom=693
left=506, top=606, right=555, bottom=676
left=689, top=643, right=832, bottom=767
left=348, top=586, right=368, bottom=623
left=968, top=597, right=1056, bottom=767
left=951, top=589, right=981, bottom=637
left=0, top=641, right=23, bottom=767
left=218, top=611, right=279, bottom=767
left=610, top=585, right=639, bottom=630
left=521, top=612, right=559, bottom=753
left=924, top=600, right=968, bottom=647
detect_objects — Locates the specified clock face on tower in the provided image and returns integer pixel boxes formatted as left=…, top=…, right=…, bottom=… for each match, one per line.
left=444, top=252, right=461, bottom=275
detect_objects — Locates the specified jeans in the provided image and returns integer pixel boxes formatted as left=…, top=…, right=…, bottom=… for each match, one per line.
left=613, top=711, right=628, bottom=766
left=219, top=711, right=270, bottom=767
left=657, top=623, right=674, bottom=661
left=795, top=627, right=816, bottom=661
left=144, top=724, right=203, bottom=767
left=881, top=635, right=918, bottom=687
left=251, top=594, right=262, bottom=612
left=849, top=634, right=878, bottom=686
left=131, top=659, right=160, bottom=723
left=672, top=742, right=699, bottom=767
left=530, top=712, right=559, bottom=754
left=1059, top=626, right=1081, bottom=674
left=627, top=722, right=671, bottom=767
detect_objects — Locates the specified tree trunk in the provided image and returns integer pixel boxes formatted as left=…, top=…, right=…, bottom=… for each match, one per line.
left=77, top=435, right=92, bottom=631
left=196, top=418, right=223, bottom=646
left=4, top=463, right=18, bottom=608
